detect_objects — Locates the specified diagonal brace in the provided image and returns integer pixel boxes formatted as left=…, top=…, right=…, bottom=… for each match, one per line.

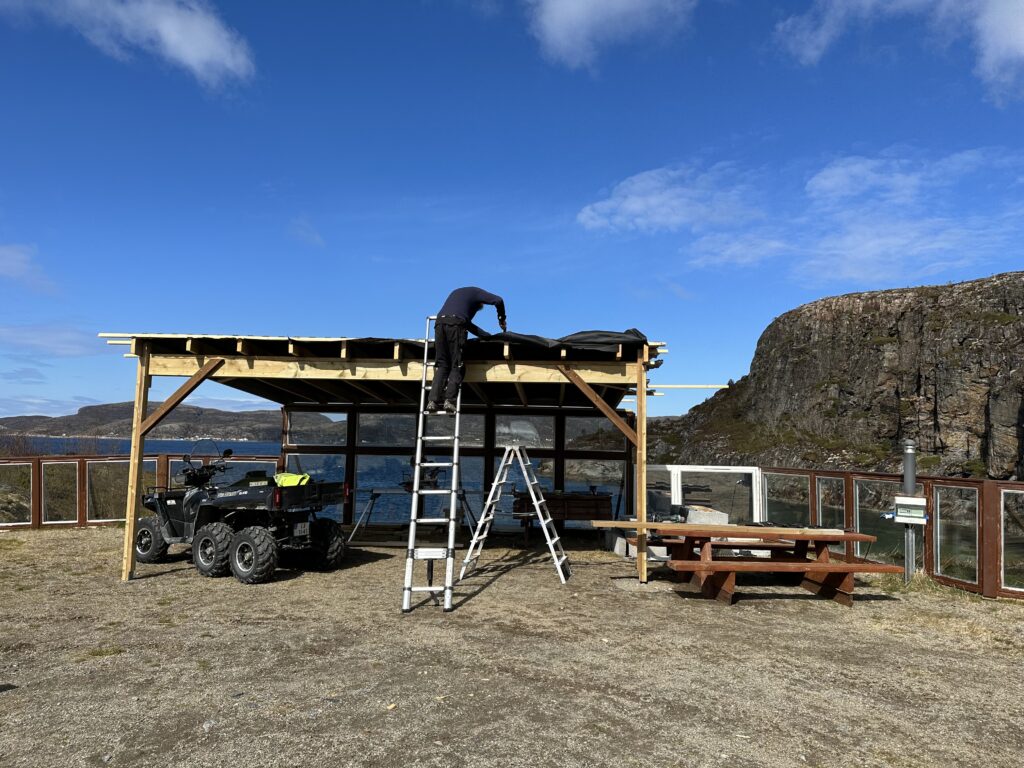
left=557, top=365, right=638, bottom=447
left=140, top=358, right=225, bottom=436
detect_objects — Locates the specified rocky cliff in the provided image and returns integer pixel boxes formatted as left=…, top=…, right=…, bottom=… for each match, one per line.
left=650, top=272, right=1024, bottom=479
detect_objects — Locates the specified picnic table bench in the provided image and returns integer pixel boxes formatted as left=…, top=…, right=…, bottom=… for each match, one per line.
left=592, top=521, right=903, bottom=606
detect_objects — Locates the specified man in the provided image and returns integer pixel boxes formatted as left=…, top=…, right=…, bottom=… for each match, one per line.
left=427, top=286, right=507, bottom=414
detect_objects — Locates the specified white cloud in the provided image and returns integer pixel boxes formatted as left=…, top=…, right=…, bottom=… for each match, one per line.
left=524, top=0, right=697, bottom=69
left=0, top=324, right=98, bottom=356
left=578, top=147, right=1024, bottom=285
left=0, top=0, right=254, bottom=87
left=577, top=163, right=759, bottom=233
left=0, top=367, right=46, bottom=383
left=776, top=0, right=1024, bottom=99
left=0, top=243, right=54, bottom=291
left=289, top=215, right=326, bottom=248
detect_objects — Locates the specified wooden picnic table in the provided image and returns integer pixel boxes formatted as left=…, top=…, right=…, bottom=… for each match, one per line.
left=590, top=520, right=903, bottom=606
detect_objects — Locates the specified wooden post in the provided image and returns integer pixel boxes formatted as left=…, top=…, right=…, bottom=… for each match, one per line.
left=120, top=345, right=151, bottom=581
left=636, top=346, right=648, bottom=583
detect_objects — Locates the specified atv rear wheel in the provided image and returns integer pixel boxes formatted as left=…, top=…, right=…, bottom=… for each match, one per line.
left=193, top=522, right=233, bottom=577
left=134, top=517, right=168, bottom=563
left=230, top=526, right=278, bottom=584
left=309, top=519, right=346, bottom=570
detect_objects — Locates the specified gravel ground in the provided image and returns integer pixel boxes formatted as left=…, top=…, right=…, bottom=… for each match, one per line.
left=0, top=527, right=1021, bottom=768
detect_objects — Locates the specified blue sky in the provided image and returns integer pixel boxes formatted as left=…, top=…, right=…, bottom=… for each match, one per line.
left=2, top=0, right=1024, bottom=418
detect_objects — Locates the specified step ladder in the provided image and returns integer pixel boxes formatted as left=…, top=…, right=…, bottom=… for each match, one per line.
left=459, top=444, right=571, bottom=585
left=401, top=316, right=463, bottom=613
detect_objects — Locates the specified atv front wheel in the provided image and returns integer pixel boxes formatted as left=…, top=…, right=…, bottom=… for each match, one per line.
left=230, top=527, right=278, bottom=584
left=309, top=519, right=346, bottom=570
left=134, top=517, right=168, bottom=563
left=193, top=522, right=233, bottom=577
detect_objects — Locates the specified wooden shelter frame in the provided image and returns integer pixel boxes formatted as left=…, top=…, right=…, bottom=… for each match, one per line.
left=101, top=333, right=660, bottom=583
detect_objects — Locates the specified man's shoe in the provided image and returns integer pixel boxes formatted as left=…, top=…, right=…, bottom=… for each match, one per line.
left=443, top=399, right=457, bottom=415
left=426, top=401, right=439, bottom=413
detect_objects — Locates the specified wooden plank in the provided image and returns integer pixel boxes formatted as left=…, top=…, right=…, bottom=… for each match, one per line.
left=120, top=346, right=151, bottom=581
left=146, top=356, right=636, bottom=385
left=468, top=382, right=491, bottom=406
left=140, top=358, right=224, bottom=437
left=589, top=519, right=875, bottom=542
left=514, top=382, right=529, bottom=407
left=557, top=365, right=638, bottom=447
left=636, top=348, right=648, bottom=584
left=666, top=560, right=904, bottom=573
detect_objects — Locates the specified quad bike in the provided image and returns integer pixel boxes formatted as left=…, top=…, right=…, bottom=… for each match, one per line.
left=134, top=444, right=347, bottom=584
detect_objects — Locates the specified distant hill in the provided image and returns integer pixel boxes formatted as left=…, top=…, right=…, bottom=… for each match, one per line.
left=649, top=272, right=1024, bottom=480
left=0, top=402, right=283, bottom=442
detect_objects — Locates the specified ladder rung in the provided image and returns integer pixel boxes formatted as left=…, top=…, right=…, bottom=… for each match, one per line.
left=417, top=489, right=453, bottom=495
left=409, top=586, right=446, bottom=593
left=421, top=435, right=455, bottom=441
left=413, top=547, right=449, bottom=559
left=420, top=462, right=454, bottom=468
left=556, top=555, right=569, bottom=566
left=548, top=536, right=560, bottom=546
left=415, top=517, right=451, bottom=524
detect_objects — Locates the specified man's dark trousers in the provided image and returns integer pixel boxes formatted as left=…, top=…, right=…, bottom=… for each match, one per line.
left=428, top=321, right=468, bottom=404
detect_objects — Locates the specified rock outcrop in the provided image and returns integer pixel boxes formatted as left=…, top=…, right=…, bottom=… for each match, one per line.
left=650, top=272, right=1024, bottom=479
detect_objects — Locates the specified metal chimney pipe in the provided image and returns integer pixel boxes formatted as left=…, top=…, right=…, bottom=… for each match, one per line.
left=902, top=439, right=917, bottom=495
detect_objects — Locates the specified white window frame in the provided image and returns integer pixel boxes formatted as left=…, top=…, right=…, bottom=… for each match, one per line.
left=933, top=484, right=978, bottom=584
left=41, top=460, right=78, bottom=525
left=0, top=461, right=33, bottom=527
left=1002, top=489, right=1024, bottom=593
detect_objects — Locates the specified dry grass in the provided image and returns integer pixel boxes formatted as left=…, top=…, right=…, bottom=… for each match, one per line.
left=0, top=527, right=1022, bottom=768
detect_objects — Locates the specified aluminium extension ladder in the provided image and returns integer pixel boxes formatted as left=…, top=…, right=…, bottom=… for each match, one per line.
left=401, top=316, right=463, bottom=613
left=459, top=444, right=571, bottom=585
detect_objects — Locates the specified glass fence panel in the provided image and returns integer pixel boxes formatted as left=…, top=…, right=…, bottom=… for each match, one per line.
left=646, top=466, right=673, bottom=520
left=0, top=463, right=31, bottom=524
left=565, top=417, right=625, bottom=452
left=1003, top=490, right=1024, bottom=592
left=284, top=454, right=346, bottom=521
left=87, top=460, right=157, bottom=521
left=495, top=415, right=555, bottom=450
left=426, top=414, right=484, bottom=447
left=490, top=454, right=554, bottom=529
left=169, top=459, right=191, bottom=488
left=675, top=469, right=755, bottom=525
left=415, top=456, right=484, bottom=528
left=764, top=473, right=811, bottom=527
left=854, top=479, right=923, bottom=563
left=358, top=414, right=416, bottom=447
left=934, top=485, right=978, bottom=583
left=288, top=411, right=348, bottom=445
left=817, top=476, right=846, bottom=529
left=354, top=454, right=411, bottom=524
left=42, top=462, right=77, bottom=523
left=565, top=460, right=626, bottom=521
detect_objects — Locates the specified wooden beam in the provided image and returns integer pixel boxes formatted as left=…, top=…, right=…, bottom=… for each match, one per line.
left=557, top=365, right=638, bottom=447
left=340, top=340, right=349, bottom=360
left=636, top=346, right=649, bottom=583
left=393, top=341, right=402, bottom=361
left=121, top=345, right=151, bottom=581
left=468, top=382, right=492, bottom=406
left=514, top=382, right=529, bottom=407
left=236, top=339, right=251, bottom=356
left=146, top=356, right=636, bottom=385
left=140, top=358, right=224, bottom=437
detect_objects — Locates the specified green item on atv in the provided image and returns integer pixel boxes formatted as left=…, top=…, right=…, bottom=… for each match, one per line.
left=274, top=472, right=310, bottom=487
